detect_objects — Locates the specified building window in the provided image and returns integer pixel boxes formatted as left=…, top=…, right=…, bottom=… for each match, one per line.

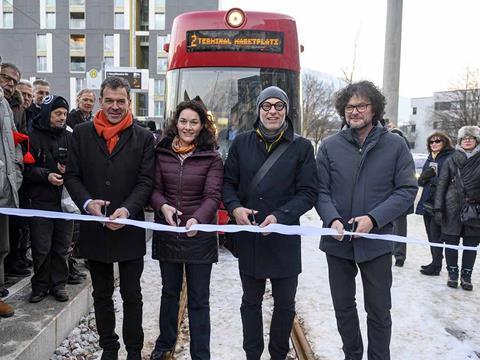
left=434, top=102, right=451, bottom=111
left=114, top=12, right=124, bottom=29
left=70, top=12, right=85, bottom=29
left=45, top=12, right=55, bottom=28
left=104, top=57, right=114, bottom=68
left=37, top=57, right=48, bottom=72
left=157, top=35, right=167, bottom=55
left=154, top=100, right=164, bottom=117
left=70, top=0, right=85, bottom=5
left=156, top=58, right=167, bottom=73
left=70, top=34, right=86, bottom=72
left=154, top=13, right=165, bottom=30
left=1, top=0, right=14, bottom=29
left=412, top=107, right=417, bottom=115
left=75, top=78, right=86, bottom=93
left=104, top=34, right=114, bottom=53
left=154, top=79, right=165, bottom=96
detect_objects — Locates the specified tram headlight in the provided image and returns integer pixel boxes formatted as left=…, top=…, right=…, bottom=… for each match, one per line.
left=226, top=8, right=246, bottom=28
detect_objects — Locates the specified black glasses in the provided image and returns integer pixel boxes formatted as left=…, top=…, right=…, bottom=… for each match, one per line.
left=260, top=101, right=285, bottom=112
left=345, top=103, right=371, bottom=113
left=429, top=139, right=442, bottom=144
left=0, top=73, right=18, bottom=86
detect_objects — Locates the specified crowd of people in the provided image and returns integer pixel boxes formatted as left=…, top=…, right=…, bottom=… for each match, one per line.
left=0, top=59, right=479, bottom=360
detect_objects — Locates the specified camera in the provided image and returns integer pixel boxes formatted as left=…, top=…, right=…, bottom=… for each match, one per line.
left=57, top=147, right=68, bottom=165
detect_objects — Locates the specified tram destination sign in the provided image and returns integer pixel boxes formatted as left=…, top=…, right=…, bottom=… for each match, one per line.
left=186, top=30, right=284, bottom=53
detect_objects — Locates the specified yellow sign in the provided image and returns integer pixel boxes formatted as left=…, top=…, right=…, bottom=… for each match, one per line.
left=89, top=69, right=98, bottom=78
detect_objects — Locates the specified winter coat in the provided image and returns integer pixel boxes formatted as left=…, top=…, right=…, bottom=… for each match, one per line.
left=64, top=120, right=155, bottom=263
left=415, top=147, right=454, bottom=216
left=223, top=119, right=318, bottom=279
left=23, top=101, right=71, bottom=211
left=316, top=124, right=418, bottom=263
left=0, top=88, right=23, bottom=208
left=150, top=137, right=224, bottom=264
left=8, top=90, right=27, bottom=134
left=67, top=108, right=91, bottom=129
left=434, top=149, right=480, bottom=236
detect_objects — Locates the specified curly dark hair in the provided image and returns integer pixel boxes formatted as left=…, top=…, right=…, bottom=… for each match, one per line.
left=334, top=80, right=386, bottom=126
left=426, top=131, right=453, bottom=153
left=165, top=100, right=217, bottom=148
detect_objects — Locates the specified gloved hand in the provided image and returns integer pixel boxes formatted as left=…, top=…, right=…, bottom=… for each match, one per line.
left=434, top=211, right=443, bottom=225
left=419, top=167, right=436, bottom=182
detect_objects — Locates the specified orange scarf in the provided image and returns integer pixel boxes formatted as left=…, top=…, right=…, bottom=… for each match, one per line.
left=93, top=110, right=133, bottom=154
left=171, top=136, right=196, bottom=154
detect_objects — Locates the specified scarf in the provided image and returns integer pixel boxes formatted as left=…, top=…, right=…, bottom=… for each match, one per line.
left=257, top=119, right=288, bottom=143
left=172, top=135, right=196, bottom=154
left=93, top=110, right=133, bottom=154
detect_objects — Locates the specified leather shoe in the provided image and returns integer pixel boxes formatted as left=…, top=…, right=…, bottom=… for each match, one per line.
left=127, top=351, right=142, bottom=360
left=29, top=290, right=48, bottom=303
left=52, top=288, right=69, bottom=302
left=67, top=273, right=84, bottom=285
left=101, top=349, right=119, bottom=360
left=0, top=299, right=14, bottom=317
left=421, top=262, right=433, bottom=270
left=150, top=349, right=170, bottom=360
left=0, top=287, right=9, bottom=298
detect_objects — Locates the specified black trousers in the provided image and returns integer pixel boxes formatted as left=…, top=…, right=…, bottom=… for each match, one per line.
left=240, top=272, right=298, bottom=360
left=155, top=262, right=212, bottom=360
left=423, top=214, right=443, bottom=269
left=443, top=234, right=480, bottom=270
left=326, top=253, right=392, bottom=360
left=89, top=258, right=144, bottom=353
left=30, top=217, right=73, bottom=293
left=392, top=215, right=407, bottom=261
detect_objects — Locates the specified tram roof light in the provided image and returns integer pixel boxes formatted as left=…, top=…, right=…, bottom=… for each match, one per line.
left=225, top=8, right=246, bottom=28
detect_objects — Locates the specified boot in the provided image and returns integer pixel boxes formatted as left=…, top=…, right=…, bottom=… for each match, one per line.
left=0, top=299, right=14, bottom=318
left=101, top=349, right=119, bottom=360
left=460, top=268, right=473, bottom=291
left=69, top=257, right=87, bottom=279
left=447, top=266, right=459, bottom=288
left=421, top=262, right=433, bottom=270
left=420, top=263, right=441, bottom=276
left=126, top=351, right=142, bottom=360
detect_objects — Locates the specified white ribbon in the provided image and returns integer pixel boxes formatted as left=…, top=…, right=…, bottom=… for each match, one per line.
left=0, top=207, right=478, bottom=252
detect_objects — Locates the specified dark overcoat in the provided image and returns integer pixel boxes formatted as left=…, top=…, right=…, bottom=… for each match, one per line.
left=434, top=148, right=480, bottom=237
left=150, top=137, right=224, bottom=264
left=415, top=147, right=454, bottom=216
left=316, top=125, right=418, bottom=263
left=64, top=120, right=155, bottom=263
left=222, top=121, right=318, bottom=279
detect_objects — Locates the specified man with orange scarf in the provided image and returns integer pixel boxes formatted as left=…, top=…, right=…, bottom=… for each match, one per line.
left=65, top=77, right=155, bottom=360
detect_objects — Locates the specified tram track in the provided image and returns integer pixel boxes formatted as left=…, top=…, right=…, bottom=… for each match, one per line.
left=170, top=279, right=316, bottom=360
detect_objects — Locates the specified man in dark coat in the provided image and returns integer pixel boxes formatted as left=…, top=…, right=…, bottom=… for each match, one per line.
left=65, top=77, right=155, bottom=360
left=223, top=86, right=318, bottom=360
left=23, top=95, right=73, bottom=303
left=316, top=81, right=417, bottom=360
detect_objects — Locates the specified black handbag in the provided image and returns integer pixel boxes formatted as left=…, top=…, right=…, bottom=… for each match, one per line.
left=223, top=137, right=297, bottom=257
left=456, top=168, right=480, bottom=228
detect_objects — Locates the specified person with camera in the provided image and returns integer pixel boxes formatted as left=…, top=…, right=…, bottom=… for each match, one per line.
left=416, top=131, right=454, bottom=276
left=23, top=95, right=73, bottom=303
left=434, top=126, right=480, bottom=290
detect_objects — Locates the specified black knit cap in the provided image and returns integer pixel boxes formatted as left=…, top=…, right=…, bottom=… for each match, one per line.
left=49, top=95, right=69, bottom=112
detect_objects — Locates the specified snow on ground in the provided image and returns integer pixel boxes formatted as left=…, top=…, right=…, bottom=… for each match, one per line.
left=298, top=209, right=480, bottom=360
left=96, top=210, right=479, bottom=360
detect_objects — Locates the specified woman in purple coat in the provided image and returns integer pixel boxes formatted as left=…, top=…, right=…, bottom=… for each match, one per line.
left=150, top=100, right=223, bottom=360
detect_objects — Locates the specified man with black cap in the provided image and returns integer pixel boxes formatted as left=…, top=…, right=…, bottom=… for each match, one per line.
left=23, top=95, right=73, bottom=303
left=223, top=86, right=318, bottom=360
left=315, top=81, right=417, bottom=360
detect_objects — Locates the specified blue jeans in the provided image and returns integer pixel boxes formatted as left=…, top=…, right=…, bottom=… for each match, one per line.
left=155, top=262, right=212, bottom=360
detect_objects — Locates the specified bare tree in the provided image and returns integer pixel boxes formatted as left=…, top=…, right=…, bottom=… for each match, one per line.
left=302, top=73, right=340, bottom=155
left=432, top=68, right=480, bottom=141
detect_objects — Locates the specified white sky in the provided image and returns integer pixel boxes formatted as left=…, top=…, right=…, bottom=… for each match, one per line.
left=219, top=0, right=480, bottom=98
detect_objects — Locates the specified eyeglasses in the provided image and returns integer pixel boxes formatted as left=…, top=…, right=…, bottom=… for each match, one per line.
left=429, top=139, right=442, bottom=144
left=0, top=73, right=19, bottom=86
left=461, top=137, right=475, bottom=142
left=260, top=101, right=286, bottom=112
left=345, top=103, right=371, bottom=113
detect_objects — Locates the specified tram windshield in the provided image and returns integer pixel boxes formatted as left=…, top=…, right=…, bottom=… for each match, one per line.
left=165, top=67, right=300, bottom=159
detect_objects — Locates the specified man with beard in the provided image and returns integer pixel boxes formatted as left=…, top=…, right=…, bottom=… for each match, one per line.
left=65, top=77, right=154, bottom=360
left=315, top=81, right=417, bottom=360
